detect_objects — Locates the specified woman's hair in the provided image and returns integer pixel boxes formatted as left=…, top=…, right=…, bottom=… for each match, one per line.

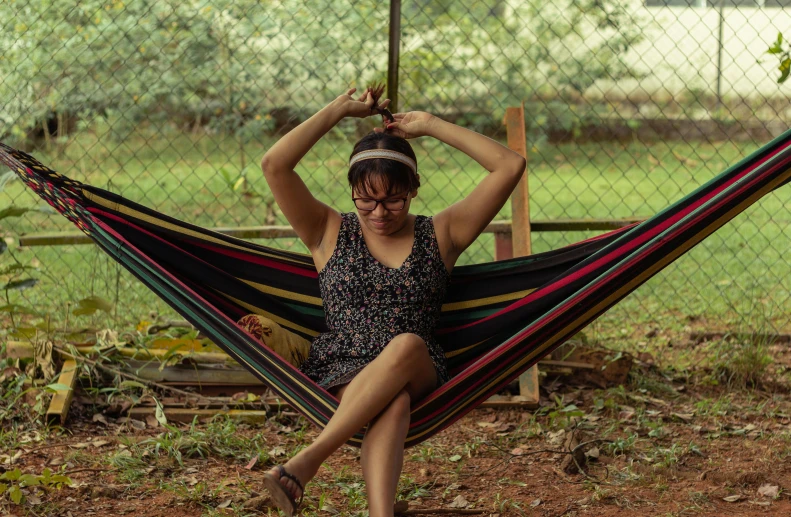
left=347, top=81, right=420, bottom=197
left=348, top=132, right=420, bottom=197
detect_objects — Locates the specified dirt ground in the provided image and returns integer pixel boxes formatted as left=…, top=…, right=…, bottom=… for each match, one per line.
left=2, top=333, right=791, bottom=517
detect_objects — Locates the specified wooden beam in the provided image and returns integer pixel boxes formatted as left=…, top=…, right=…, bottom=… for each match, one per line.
left=503, top=103, right=540, bottom=406
left=17, top=218, right=645, bottom=246
left=127, top=407, right=269, bottom=424
left=506, top=102, right=531, bottom=256
left=46, top=359, right=78, bottom=426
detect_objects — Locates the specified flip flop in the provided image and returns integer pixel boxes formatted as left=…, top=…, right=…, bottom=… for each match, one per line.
left=263, top=465, right=304, bottom=516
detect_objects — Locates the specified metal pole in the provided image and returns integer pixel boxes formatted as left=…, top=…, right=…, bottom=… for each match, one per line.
left=387, top=0, right=401, bottom=114
left=716, top=0, right=724, bottom=108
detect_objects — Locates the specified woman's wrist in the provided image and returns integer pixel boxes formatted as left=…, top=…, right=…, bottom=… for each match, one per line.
left=328, top=98, right=349, bottom=123
left=422, top=115, right=444, bottom=138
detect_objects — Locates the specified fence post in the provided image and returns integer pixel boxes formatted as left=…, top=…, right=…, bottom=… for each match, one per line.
left=387, top=0, right=402, bottom=114
left=498, top=102, right=539, bottom=405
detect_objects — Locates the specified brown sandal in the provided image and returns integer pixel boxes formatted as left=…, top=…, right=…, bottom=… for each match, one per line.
left=263, top=465, right=304, bottom=516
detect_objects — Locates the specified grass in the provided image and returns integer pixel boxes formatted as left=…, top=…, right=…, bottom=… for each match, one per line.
left=2, top=127, right=791, bottom=349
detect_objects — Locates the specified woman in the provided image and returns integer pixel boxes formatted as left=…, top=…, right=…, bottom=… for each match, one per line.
left=260, top=84, right=526, bottom=517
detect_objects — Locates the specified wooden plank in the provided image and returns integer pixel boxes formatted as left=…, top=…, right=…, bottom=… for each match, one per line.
left=17, top=218, right=645, bottom=246
left=123, top=365, right=261, bottom=384
left=504, top=103, right=539, bottom=405
left=493, top=232, right=513, bottom=261
left=46, top=359, right=78, bottom=426
left=4, top=341, right=34, bottom=360
left=127, top=407, right=270, bottom=424
left=506, top=103, right=531, bottom=256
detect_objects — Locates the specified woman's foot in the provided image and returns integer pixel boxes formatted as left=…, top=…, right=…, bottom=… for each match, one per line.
left=265, top=452, right=318, bottom=507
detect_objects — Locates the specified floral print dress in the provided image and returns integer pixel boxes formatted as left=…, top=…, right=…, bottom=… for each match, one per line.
left=298, top=212, right=452, bottom=391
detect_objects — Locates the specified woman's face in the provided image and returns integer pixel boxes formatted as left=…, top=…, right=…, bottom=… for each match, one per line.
left=352, top=180, right=417, bottom=235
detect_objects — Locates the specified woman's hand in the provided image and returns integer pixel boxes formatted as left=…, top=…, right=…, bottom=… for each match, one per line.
left=373, top=111, right=435, bottom=139
left=336, top=87, right=391, bottom=120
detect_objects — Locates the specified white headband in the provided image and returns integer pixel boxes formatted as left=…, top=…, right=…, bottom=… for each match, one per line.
left=349, top=149, right=417, bottom=174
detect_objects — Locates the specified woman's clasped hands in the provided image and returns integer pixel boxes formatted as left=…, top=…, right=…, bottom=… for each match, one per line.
left=336, top=85, right=435, bottom=140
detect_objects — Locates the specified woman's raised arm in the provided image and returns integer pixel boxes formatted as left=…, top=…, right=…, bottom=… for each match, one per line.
left=261, top=87, right=389, bottom=252
left=428, top=116, right=527, bottom=257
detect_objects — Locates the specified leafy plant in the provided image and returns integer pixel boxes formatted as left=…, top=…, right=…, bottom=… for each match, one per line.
left=767, top=32, right=790, bottom=84
left=0, top=467, right=72, bottom=505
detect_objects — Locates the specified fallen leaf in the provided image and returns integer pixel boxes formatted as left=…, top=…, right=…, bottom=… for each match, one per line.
left=511, top=448, right=525, bottom=456
left=723, top=494, right=744, bottom=502
left=91, top=440, right=110, bottom=448
left=530, top=498, right=541, bottom=507
left=448, top=494, right=470, bottom=508
left=245, top=456, right=258, bottom=470
left=585, top=447, right=600, bottom=459
left=268, top=446, right=286, bottom=457
left=757, top=484, right=779, bottom=498
left=448, top=454, right=462, bottom=462
left=217, top=498, right=232, bottom=509
left=546, top=430, right=565, bottom=445
left=92, top=413, right=109, bottom=426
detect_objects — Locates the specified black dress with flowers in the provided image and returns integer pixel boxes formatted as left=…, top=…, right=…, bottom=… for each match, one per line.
left=298, top=212, right=452, bottom=391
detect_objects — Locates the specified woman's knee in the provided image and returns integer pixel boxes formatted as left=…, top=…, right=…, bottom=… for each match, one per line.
left=371, top=389, right=411, bottom=424
left=383, top=333, right=429, bottom=368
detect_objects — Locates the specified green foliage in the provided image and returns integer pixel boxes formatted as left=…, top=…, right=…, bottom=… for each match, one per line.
left=0, top=467, right=72, bottom=505
left=767, top=32, right=790, bottom=84
left=138, top=415, right=269, bottom=468
left=1, top=0, right=646, bottom=145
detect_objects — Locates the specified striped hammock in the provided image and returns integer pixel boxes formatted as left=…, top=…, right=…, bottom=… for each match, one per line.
left=2, top=131, right=791, bottom=448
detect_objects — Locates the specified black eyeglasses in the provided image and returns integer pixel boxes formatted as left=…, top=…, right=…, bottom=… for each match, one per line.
left=352, top=193, right=409, bottom=211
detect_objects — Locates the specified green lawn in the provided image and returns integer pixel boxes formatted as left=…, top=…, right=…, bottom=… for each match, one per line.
left=2, top=128, right=790, bottom=354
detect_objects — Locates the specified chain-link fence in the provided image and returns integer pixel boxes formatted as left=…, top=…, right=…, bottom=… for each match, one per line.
left=1, top=0, right=790, bottom=358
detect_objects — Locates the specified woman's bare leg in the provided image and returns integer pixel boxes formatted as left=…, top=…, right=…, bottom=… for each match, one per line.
left=266, top=333, right=437, bottom=506
left=360, top=390, right=412, bottom=517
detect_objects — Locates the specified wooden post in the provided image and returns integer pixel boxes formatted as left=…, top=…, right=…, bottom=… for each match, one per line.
left=501, top=103, right=539, bottom=405
left=46, top=359, right=78, bottom=425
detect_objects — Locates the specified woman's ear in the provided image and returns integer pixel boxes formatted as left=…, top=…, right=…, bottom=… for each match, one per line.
left=411, top=188, right=419, bottom=199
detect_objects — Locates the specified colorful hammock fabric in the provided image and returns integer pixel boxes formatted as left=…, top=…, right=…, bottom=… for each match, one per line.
left=2, top=130, right=791, bottom=447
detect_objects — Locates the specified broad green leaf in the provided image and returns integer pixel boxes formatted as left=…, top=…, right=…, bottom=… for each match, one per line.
left=3, top=278, right=38, bottom=291
left=44, top=383, right=73, bottom=393
left=9, top=484, right=22, bottom=504
left=0, top=206, right=31, bottom=220
left=154, top=398, right=168, bottom=427
left=72, top=295, right=114, bottom=316
left=18, top=474, right=40, bottom=487
left=9, top=327, right=39, bottom=339
left=0, top=304, right=41, bottom=316
left=119, top=380, right=147, bottom=390
left=0, top=469, right=21, bottom=481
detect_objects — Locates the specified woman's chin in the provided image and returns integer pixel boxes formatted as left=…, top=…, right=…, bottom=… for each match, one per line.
left=369, top=219, right=390, bottom=230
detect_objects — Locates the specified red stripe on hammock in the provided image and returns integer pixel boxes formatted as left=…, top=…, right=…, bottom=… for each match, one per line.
left=436, top=146, right=778, bottom=336
left=414, top=151, right=791, bottom=424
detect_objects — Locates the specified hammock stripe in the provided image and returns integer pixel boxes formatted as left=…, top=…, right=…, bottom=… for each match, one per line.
left=2, top=128, right=790, bottom=447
